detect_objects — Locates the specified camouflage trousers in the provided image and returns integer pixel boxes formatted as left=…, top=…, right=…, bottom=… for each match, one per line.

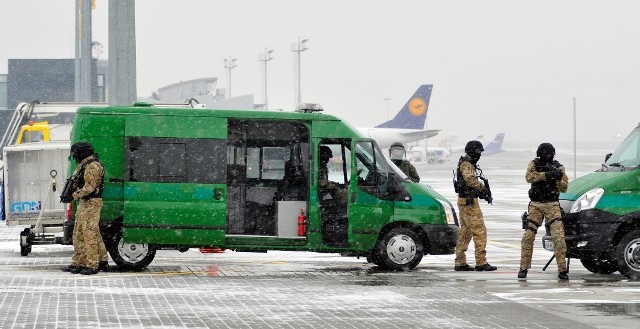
left=455, top=198, right=488, bottom=266
left=71, top=198, right=108, bottom=269
left=520, top=201, right=567, bottom=273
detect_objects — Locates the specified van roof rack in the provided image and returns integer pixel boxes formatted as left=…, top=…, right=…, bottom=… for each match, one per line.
left=296, top=103, right=324, bottom=113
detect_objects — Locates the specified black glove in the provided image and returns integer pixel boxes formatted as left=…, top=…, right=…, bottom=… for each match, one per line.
left=545, top=168, right=562, bottom=181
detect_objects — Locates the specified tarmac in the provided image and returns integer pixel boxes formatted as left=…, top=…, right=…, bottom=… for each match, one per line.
left=0, top=223, right=593, bottom=329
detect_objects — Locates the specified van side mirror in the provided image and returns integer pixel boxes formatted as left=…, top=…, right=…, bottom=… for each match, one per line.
left=387, top=172, right=412, bottom=202
left=604, top=153, right=612, bottom=162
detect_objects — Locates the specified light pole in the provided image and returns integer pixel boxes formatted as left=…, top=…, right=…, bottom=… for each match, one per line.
left=91, top=41, right=104, bottom=60
left=291, top=36, right=308, bottom=108
left=384, top=97, right=391, bottom=120
left=224, top=57, right=237, bottom=98
left=259, top=48, right=274, bottom=110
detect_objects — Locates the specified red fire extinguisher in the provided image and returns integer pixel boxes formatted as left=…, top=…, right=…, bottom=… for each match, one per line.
left=297, top=209, right=306, bottom=236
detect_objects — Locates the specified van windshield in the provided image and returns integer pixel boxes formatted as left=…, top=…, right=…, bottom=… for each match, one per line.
left=604, top=126, right=640, bottom=170
left=385, top=157, right=410, bottom=181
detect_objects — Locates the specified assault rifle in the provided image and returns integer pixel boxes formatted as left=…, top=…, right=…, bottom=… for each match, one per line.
left=535, top=163, right=563, bottom=181
left=60, top=175, right=79, bottom=203
left=454, top=168, right=493, bottom=205
left=478, top=173, right=493, bottom=204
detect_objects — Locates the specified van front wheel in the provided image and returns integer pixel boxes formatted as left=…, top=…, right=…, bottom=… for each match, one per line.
left=579, top=257, right=618, bottom=274
left=614, top=229, right=640, bottom=280
left=107, top=234, right=156, bottom=271
left=378, top=228, right=423, bottom=271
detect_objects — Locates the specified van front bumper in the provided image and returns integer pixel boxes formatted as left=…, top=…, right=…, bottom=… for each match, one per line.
left=542, top=209, right=621, bottom=259
left=420, top=224, right=459, bottom=255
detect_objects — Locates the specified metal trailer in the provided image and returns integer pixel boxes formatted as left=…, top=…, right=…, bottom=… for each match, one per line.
left=2, top=142, right=70, bottom=255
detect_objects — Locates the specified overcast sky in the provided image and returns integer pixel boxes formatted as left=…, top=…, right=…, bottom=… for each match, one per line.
left=1, top=0, right=639, bottom=145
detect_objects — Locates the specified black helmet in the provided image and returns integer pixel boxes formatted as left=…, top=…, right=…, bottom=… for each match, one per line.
left=319, top=146, right=333, bottom=164
left=536, top=143, right=555, bottom=157
left=465, top=140, right=484, bottom=163
left=390, top=142, right=405, bottom=149
left=389, top=142, right=406, bottom=160
left=70, top=142, right=94, bottom=162
left=465, top=140, right=484, bottom=155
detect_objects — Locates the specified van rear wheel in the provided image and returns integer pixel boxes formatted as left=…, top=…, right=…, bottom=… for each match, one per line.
left=614, top=230, right=640, bottom=280
left=377, top=227, right=423, bottom=271
left=579, top=257, right=618, bottom=274
left=107, top=233, right=156, bottom=271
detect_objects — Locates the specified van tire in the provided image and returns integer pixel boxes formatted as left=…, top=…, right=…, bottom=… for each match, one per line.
left=579, top=258, right=617, bottom=274
left=107, top=233, right=156, bottom=271
left=377, top=227, right=423, bottom=271
left=367, top=248, right=382, bottom=266
left=614, top=229, right=640, bottom=280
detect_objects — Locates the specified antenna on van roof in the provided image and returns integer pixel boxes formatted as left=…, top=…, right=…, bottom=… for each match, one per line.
left=296, top=103, right=323, bottom=113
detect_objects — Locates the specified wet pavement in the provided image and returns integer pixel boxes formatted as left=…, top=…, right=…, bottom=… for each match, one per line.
left=0, top=147, right=638, bottom=328
left=0, top=230, right=594, bottom=329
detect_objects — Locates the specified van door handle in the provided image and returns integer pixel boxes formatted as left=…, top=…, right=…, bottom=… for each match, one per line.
left=109, top=178, right=125, bottom=183
left=351, top=192, right=356, bottom=203
left=214, top=188, right=223, bottom=200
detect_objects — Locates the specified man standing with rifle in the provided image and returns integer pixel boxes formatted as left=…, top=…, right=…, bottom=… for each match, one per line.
left=453, top=140, right=497, bottom=272
left=518, top=143, right=569, bottom=280
left=60, top=142, right=109, bottom=275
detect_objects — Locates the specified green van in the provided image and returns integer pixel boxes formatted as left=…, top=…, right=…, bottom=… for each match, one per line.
left=64, top=103, right=459, bottom=271
left=543, top=122, right=640, bottom=280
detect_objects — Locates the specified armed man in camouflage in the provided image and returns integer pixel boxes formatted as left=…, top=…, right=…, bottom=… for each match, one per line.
left=61, top=142, right=109, bottom=275
left=518, top=143, right=569, bottom=280
left=388, top=142, right=420, bottom=183
left=453, top=140, right=497, bottom=272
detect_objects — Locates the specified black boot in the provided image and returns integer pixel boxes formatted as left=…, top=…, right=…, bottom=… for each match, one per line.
left=61, top=265, right=78, bottom=272
left=454, top=264, right=474, bottom=271
left=517, top=269, right=528, bottom=278
left=475, top=263, right=497, bottom=271
left=98, top=261, right=109, bottom=272
left=80, top=267, right=99, bottom=275
left=558, top=271, right=569, bottom=280
left=70, top=266, right=84, bottom=274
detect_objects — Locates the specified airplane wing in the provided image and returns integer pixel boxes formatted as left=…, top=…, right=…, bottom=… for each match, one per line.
left=399, top=129, right=440, bottom=140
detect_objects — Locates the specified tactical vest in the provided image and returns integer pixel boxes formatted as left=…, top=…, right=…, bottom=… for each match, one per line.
left=455, top=156, right=478, bottom=198
left=529, top=158, right=561, bottom=202
left=76, top=158, right=104, bottom=199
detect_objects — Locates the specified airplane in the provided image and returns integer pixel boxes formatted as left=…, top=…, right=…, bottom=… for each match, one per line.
left=435, top=133, right=505, bottom=156
left=483, top=133, right=505, bottom=155
left=356, top=85, right=439, bottom=149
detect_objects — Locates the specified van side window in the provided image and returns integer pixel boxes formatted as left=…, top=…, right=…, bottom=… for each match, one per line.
left=126, top=136, right=226, bottom=183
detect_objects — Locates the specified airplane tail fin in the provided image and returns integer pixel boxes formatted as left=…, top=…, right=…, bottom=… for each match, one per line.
left=375, top=84, right=433, bottom=129
left=484, top=133, right=505, bottom=155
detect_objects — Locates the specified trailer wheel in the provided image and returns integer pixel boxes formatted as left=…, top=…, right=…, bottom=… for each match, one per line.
left=19, top=228, right=32, bottom=256
left=377, top=227, right=423, bottom=271
left=614, top=229, right=640, bottom=280
left=107, top=233, right=156, bottom=271
left=580, top=257, right=618, bottom=274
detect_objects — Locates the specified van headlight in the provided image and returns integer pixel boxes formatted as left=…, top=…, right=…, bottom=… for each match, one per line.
left=437, top=199, right=456, bottom=225
left=570, top=188, right=604, bottom=213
